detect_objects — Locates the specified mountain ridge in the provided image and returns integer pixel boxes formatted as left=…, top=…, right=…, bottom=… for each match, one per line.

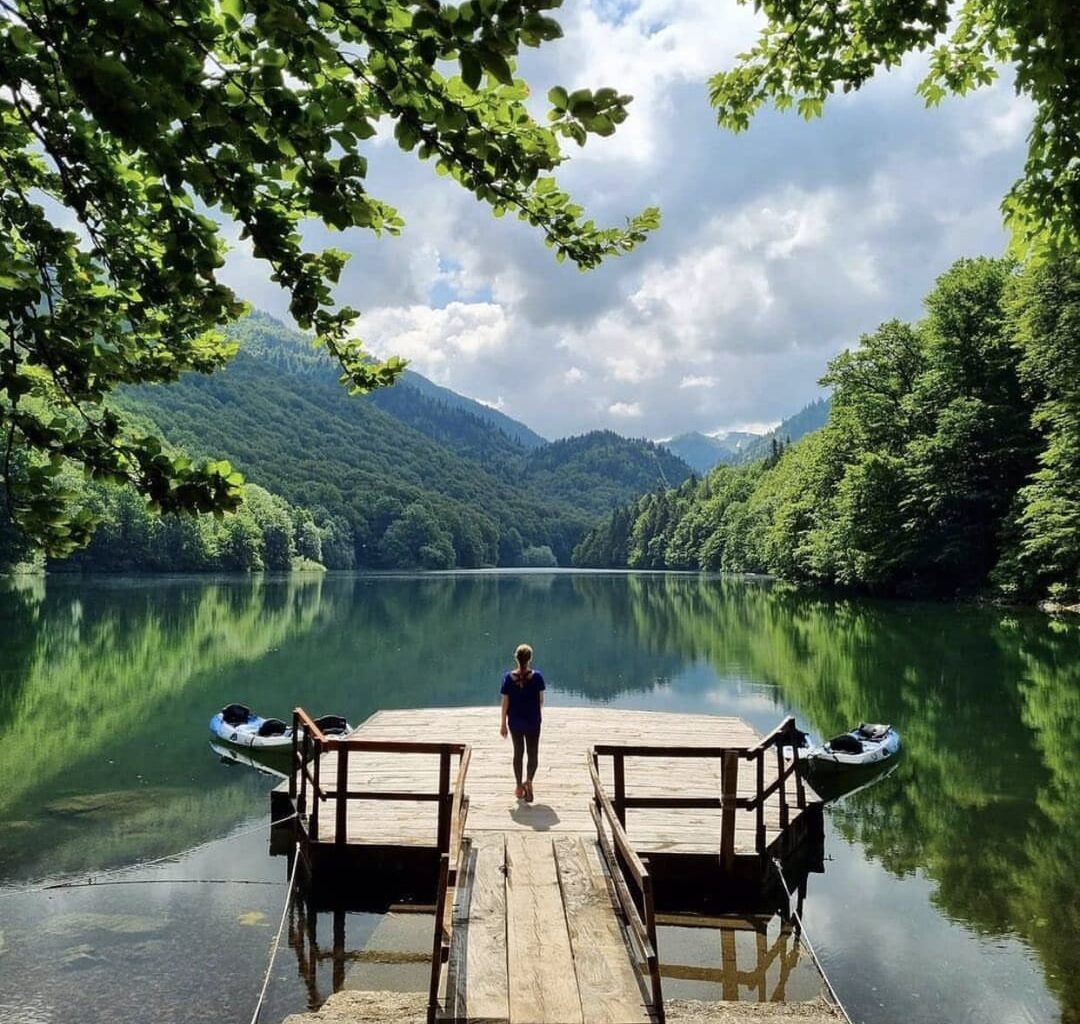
left=112, top=312, right=693, bottom=568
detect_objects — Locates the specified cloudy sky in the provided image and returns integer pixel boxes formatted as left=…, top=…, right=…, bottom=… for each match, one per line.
left=220, top=0, right=1032, bottom=442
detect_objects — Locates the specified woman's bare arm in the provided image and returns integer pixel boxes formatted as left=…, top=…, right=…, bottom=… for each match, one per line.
left=500, top=694, right=510, bottom=737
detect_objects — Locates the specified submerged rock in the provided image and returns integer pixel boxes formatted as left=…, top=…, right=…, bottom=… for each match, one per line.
left=236, top=911, right=270, bottom=927
left=58, top=943, right=102, bottom=967
left=45, top=913, right=168, bottom=937
left=43, top=789, right=180, bottom=818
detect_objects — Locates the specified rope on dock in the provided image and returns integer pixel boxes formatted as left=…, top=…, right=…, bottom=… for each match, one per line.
left=0, top=811, right=298, bottom=902
left=772, top=859, right=855, bottom=1024
left=247, top=840, right=301, bottom=1024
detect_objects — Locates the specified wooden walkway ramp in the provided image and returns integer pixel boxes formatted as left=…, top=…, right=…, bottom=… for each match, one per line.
left=442, top=833, right=653, bottom=1024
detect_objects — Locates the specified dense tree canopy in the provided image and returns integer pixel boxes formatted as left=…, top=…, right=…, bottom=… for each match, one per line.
left=0, top=0, right=657, bottom=554
left=576, top=254, right=1080, bottom=604
left=710, top=0, right=1080, bottom=255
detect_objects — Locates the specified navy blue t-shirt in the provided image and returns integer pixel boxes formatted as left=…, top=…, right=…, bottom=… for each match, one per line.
left=501, top=670, right=545, bottom=733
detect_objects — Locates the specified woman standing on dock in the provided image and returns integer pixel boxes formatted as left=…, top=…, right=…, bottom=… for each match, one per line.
left=499, top=643, right=545, bottom=802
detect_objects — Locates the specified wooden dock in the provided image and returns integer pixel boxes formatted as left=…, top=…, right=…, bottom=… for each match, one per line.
left=272, top=706, right=823, bottom=1024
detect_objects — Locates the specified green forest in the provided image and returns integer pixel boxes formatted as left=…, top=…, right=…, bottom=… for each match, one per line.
left=575, top=254, right=1080, bottom=604
left=0, top=313, right=692, bottom=574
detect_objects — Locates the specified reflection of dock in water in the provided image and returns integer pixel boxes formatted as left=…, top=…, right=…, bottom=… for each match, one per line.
left=657, top=910, right=812, bottom=1004
left=271, top=706, right=829, bottom=1023
left=287, top=900, right=826, bottom=1019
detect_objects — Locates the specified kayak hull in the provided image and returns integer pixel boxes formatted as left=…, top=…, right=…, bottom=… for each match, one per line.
left=209, top=710, right=293, bottom=750
left=803, top=726, right=901, bottom=774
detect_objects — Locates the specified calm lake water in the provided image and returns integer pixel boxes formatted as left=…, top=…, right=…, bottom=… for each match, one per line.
left=0, top=571, right=1077, bottom=1024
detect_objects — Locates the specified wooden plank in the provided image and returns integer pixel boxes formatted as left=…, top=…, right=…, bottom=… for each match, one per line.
left=443, top=834, right=508, bottom=1024
left=505, top=834, right=583, bottom=1024
left=554, top=836, right=650, bottom=1024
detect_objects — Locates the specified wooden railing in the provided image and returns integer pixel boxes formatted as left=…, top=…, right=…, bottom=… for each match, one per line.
left=591, top=715, right=807, bottom=872
left=428, top=747, right=471, bottom=1024
left=287, top=708, right=469, bottom=1024
left=289, top=707, right=470, bottom=853
left=587, top=753, right=665, bottom=1024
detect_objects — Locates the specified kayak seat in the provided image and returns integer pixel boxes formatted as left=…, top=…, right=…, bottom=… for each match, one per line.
left=827, top=733, right=863, bottom=754
left=257, top=718, right=288, bottom=737
left=857, top=722, right=891, bottom=741
left=314, top=714, right=348, bottom=736
left=221, top=703, right=252, bottom=727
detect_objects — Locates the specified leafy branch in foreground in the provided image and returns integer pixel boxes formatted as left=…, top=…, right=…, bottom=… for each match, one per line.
left=708, top=0, right=1080, bottom=255
left=0, top=0, right=658, bottom=554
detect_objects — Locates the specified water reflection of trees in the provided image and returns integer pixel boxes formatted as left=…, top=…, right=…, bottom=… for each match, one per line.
left=610, top=574, right=1080, bottom=1021
left=0, top=575, right=332, bottom=879
left=269, top=573, right=690, bottom=713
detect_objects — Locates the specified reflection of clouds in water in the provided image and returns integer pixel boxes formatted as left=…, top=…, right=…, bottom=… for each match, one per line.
left=809, top=842, right=1058, bottom=1024
left=701, top=688, right=788, bottom=717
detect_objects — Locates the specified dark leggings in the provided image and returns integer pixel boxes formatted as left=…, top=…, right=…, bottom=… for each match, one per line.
left=511, top=728, right=540, bottom=783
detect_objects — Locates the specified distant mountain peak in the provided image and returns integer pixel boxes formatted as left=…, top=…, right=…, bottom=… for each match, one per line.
left=661, top=399, right=831, bottom=474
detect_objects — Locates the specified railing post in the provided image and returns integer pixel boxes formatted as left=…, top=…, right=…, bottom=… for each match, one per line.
left=613, top=751, right=626, bottom=829
left=791, top=733, right=806, bottom=809
left=335, top=743, right=349, bottom=848
left=290, top=709, right=299, bottom=800
left=720, top=750, right=738, bottom=873
left=298, top=726, right=309, bottom=820
left=755, top=750, right=766, bottom=855
left=436, top=747, right=451, bottom=855
left=311, top=736, right=322, bottom=840
left=428, top=852, right=450, bottom=1024
left=775, top=744, right=789, bottom=831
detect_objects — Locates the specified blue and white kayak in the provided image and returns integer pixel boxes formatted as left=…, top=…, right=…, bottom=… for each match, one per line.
left=209, top=703, right=352, bottom=751
left=802, top=723, right=900, bottom=772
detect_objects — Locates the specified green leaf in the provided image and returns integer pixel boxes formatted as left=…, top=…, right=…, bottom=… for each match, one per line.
left=460, top=50, right=482, bottom=90
left=479, top=48, right=513, bottom=86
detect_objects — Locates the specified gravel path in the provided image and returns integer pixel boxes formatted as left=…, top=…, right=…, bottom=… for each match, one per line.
left=281, top=991, right=843, bottom=1024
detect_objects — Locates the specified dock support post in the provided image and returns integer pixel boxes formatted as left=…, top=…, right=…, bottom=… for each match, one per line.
left=720, top=750, right=738, bottom=872
left=333, top=906, right=346, bottom=992
left=335, top=745, right=349, bottom=848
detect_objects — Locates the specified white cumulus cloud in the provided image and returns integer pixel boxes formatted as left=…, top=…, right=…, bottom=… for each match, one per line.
left=219, top=1, right=1033, bottom=442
